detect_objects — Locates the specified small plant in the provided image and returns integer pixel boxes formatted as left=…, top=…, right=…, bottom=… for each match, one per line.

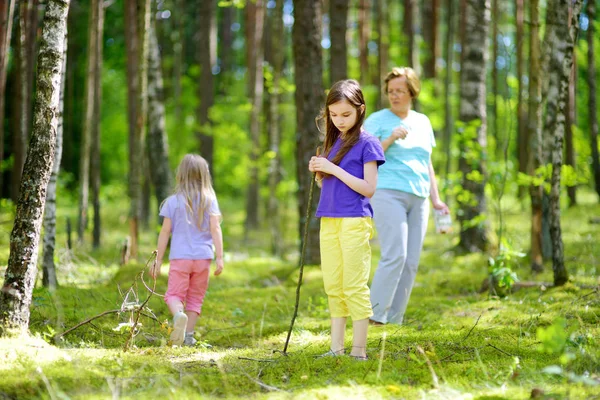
left=487, top=239, right=522, bottom=296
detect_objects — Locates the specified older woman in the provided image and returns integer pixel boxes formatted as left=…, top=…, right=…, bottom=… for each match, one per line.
left=366, top=67, right=450, bottom=326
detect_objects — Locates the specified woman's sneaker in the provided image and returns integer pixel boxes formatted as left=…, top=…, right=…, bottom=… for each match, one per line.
left=184, top=332, right=197, bottom=347
left=170, top=312, right=188, bottom=346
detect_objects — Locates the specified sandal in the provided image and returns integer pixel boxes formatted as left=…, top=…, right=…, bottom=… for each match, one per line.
left=351, top=355, right=369, bottom=361
left=316, top=349, right=343, bottom=358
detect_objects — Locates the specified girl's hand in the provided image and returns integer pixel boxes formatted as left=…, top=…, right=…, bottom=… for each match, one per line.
left=149, top=260, right=161, bottom=279
left=309, top=156, right=336, bottom=175
left=214, top=258, right=224, bottom=276
left=391, top=126, right=409, bottom=140
left=432, top=200, right=450, bottom=215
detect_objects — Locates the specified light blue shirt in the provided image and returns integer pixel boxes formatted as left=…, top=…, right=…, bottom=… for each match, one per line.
left=364, top=109, right=435, bottom=198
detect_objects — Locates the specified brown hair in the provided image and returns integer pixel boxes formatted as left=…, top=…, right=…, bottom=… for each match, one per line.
left=384, top=67, right=421, bottom=98
left=319, top=79, right=366, bottom=177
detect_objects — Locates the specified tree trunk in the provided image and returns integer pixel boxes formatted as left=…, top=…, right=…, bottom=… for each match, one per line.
left=267, top=0, right=284, bottom=257
left=91, top=0, right=105, bottom=248
left=293, top=0, right=323, bottom=266
left=78, top=0, right=101, bottom=243
left=172, top=0, right=184, bottom=120
left=0, top=0, right=16, bottom=198
left=329, top=0, right=348, bottom=85
left=128, top=0, right=151, bottom=259
left=491, top=0, right=499, bottom=158
left=42, top=31, right=68, bottom=290
left=443, top=0, right=455, bottom=179
left=376, top=0, right=389, bottom=109
left=516, top=0, right=527, bottom=197
left=0, top=0, right=69, bottom=332
left=197, top=0, right=216, bottom=170
left=244, top=0, right=264, bottom=234
left=124, top=0, right=138, bottom=171
left=543, top=0, right=583, bottom=286
left=457, top=0, right=490, bottom=253
left=147, top=23, right=172, bottom=219
left=588, top=0, right=600, bottom=200
left=12, top=0, right=39, bottom=202
left=357, top=0, right=369, bottom=85
left=422, top=0, right=439, bottom=80
left=565, top=4, right=577, bottom=207
left=527, top=0, right=543, bottom=273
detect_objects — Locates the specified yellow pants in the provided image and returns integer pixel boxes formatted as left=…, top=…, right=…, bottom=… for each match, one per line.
left=320, top=217, right=374, bottom=320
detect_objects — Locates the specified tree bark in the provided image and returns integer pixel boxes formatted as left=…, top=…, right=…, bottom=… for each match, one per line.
left=543, top=0, right=583, bottom=286
left=197, top=0, right=216, bottom=169
left=516, top=0, right=527, bottom=198
left=91, top=0, right=105, bottom=248
left=147, top=23, right=172, bottom=219
left=491, top=0, right=499, bottom=159
left=171, top=0, right=184, bottom=120
left=0, top=0, right=70, bottom=332
left=527, top=0, right=544, bottom=272
left=565, top=2, right=577, bottom=207
left=588, top=0, right=600, bottom=200
left=329, top=0, right=348, bottom=85
left=443, top=0, right=455, bottom=179
left=78, top=0, right=100, bottom=242
left=376, top=0, right=389, bottom=109
left=457, top=0, right=490, bottom=253
left=357, top=0, right=369, bottom=85
left=422, top=0, right=439, bottom=79
left=293, top=0, right=323, bottom=266
left=0, top=0, right=16, bottom=198
left=244, top=0, right=264, bottom=234
left=42, top=30, right=68, bottom=290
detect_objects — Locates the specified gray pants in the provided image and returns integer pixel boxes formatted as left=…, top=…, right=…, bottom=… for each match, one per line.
left=370, top=189, right=429, bottom=324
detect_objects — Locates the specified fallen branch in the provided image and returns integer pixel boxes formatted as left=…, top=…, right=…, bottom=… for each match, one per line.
left=461, top=313, right=483, bottom=343
left=55, top=309, right=121, bottom=339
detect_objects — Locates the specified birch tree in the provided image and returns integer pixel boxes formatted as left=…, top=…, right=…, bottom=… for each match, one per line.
left=0, top=0, right=70, bottom=332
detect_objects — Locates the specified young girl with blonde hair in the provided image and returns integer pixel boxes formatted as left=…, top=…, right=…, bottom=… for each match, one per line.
left=150, top=154, right=224, bottom=346
left=309, top=79, right=385, bottom=359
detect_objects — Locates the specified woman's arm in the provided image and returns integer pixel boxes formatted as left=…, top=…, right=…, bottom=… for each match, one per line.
left=428, top=161, right=449, bottom=213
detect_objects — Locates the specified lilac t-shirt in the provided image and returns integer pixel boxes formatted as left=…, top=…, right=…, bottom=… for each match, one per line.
left=159, top=194, right=221, bottom=260
left=316, top=131, right=385, bottom=218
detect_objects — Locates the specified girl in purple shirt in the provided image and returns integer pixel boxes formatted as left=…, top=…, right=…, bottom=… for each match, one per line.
left=309, top=80, right=385, bottom=360
left=150, top=154, right=224, bottom=346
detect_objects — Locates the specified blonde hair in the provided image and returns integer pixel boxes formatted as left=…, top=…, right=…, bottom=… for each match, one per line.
left=174, top=154, right=219, bottom=230
left=384, top=67, right=421, bottom=98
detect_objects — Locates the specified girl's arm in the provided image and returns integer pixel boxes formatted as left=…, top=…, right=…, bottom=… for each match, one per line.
left=309, top=156, right=378, bottom=198
left=428, top=161, right=449, bottom=213
left=151, top=217, right=172, bottom=278
left=209, top=214, right=224, bottom=276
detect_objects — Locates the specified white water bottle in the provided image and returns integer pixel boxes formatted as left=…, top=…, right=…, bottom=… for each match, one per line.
left=434, top=210, right=452, bottom=234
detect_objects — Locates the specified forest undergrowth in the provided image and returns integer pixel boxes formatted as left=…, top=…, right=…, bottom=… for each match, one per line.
left=0, top=190, right=599, bottom=399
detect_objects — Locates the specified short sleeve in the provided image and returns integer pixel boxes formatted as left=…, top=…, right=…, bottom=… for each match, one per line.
left=209, top=197, right=221, bottom=216
left=362, top=134, right=386, bottom=167
left=425, top=116, right=436, bottom=148
left=159, top=196, right=173, bottom=219
left=363, top=114, right=381, bottom=139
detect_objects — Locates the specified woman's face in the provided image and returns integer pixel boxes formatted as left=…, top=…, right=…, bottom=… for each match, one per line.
left=387, top=76, right=412, bottom=113
left=328, top=100, right=363, bottom=134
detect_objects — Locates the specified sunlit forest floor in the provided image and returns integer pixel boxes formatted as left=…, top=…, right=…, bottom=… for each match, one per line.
left=0, top=187, right=599, bottom=399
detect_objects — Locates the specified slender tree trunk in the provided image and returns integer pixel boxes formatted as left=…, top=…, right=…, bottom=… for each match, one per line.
left=588, top=0, right=600, bottom=200
left=197, top=0, right=216, bottom=169
left=543, top=0, right=583, bottom=286
left=124, top=0, right=138, bottom=170
left=357, top=0, right=369, bottom=85
left=376, top=0, right=389, bottom=109
left=329, top=0, right=348, bottom=85
left=565, top=3, right=577, bottom=207
left=527, top=0, right=543, bottom=272
left=457, top=0, right=490, bottom=253
left=172, top=0, right=184, bottom=120
left=293, top=0, right=323, bottom=265
left=491, top=0, right=499, bottom=158
left=91, top=0, right=105, bottom=248
left=78, top=0, right=100, bottom=243
left=0, top=0, right=70, bottom=332
left=244, top=0, right=264, bottom=234
left=147, top=24, right=172, bottom=218
left=129, top=0, right=151, bottom=259
left=218, top=3, right=234, bottom=94
left=422, top=0, right=439, bottom=80
left=0, top=0, right=16, bottom=198
left=443, top=0, right=455, bottom=179
left=516, top=0, right=527, bottom=197
left=267, top=0, right=284, bottom=257
left=42, top=31, right=67, bottom=290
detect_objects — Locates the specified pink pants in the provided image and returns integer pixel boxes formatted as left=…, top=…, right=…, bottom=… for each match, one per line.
left=164, top=259, right=210, bottom=314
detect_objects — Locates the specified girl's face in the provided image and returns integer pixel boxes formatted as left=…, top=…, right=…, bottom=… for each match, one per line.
left=328, top=100, right=363, bottom=134
left=387, top=76, right=412, bottom=112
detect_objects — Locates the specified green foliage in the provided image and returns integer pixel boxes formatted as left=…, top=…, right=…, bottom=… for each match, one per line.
left=487, top=239, right=522, bottom=296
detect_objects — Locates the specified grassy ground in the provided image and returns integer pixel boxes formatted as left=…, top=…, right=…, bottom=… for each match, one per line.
left=0, top=189, right=599, bottom=399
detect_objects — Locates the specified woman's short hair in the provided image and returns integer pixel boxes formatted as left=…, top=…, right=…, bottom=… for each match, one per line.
left=384, top=67, right=421, bottom=99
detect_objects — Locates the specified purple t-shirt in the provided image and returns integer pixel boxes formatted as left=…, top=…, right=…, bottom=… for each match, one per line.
left=316, top=131, right=385, bottom=218
left=159, top=193, right=220, bottom=260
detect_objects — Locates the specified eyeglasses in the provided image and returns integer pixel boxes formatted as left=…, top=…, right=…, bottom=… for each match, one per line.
left=387, top=89, right=410, bottom=96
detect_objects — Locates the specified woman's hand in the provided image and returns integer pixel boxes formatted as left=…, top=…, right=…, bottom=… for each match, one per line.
left=391, top=126, right=409, bottom=140
left=432, top=199, right=450, bottom=215
left=309, top=156, right=337, bottom=175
